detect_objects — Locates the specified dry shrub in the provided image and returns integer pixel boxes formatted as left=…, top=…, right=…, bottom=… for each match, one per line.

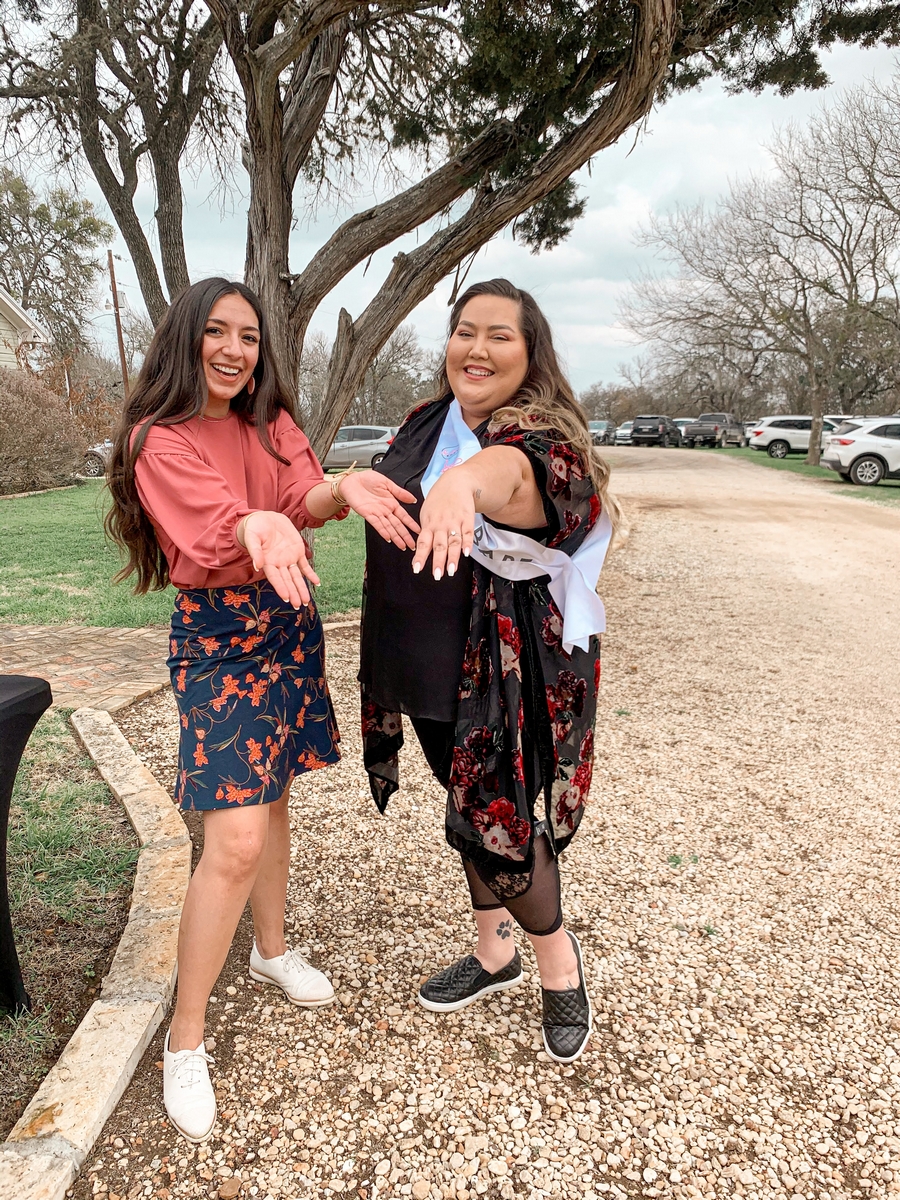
left=39, top=356, right=119, bottom=445
left=0, top=367, right=82, bottom=494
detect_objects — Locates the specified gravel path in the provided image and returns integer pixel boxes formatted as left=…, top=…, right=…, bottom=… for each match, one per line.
left=74, top=450, right=900, bottom=1200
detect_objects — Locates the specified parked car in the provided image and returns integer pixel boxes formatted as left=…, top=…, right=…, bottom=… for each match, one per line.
left=80, top=439, right=112, bottom=477
left=821, top=417, right=900, bottom=485
left=682, top=412, right=745, bottom=448
left=673, top=418, right=694, bottom=441
left=588, top=419, right=616, bottom=445
left=614, top=420, right=633, bottom=445
left=747, top=416, right=843, bottom=458
left=630, top=414, right=683, bottom=447
left=323, top=425, right=396, bottom=469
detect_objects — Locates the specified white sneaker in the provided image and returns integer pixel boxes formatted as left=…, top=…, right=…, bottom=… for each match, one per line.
left=249, top=940, right=335, bottom=1007
left=163, top=1030, right=216, bottom=1143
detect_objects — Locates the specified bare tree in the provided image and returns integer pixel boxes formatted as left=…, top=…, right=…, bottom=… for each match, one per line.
left=623, top=111, right=900, bottom=463
left=349, top=326, right=428, bottom=425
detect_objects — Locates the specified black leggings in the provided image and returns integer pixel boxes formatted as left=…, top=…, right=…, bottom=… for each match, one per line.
left=410, top=716, right=563, bottom=937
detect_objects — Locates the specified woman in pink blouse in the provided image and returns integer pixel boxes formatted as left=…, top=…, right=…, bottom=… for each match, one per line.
left=106, top=278, right=417, bottom=1141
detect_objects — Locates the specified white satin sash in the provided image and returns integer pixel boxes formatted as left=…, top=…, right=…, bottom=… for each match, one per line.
left=421, top=400, right=611, bottom=654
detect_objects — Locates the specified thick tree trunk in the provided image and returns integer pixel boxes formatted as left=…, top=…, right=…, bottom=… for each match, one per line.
left=803, top=332, right=825, bottom=465
left=152, top=148, right=192, bottom=302
left=243, top=112, right=302, bottom=399
left=807, top=387, right=826, bottom=465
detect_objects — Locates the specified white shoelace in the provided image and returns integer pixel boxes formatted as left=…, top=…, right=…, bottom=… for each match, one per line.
left=169, top=1047, right=214, bottom=1088
left=281, top=947, right=314, bottom=975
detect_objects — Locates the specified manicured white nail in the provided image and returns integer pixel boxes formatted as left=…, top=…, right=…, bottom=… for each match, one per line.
left=463, top=548, right=470, bottom=557
left=447, top=563, right=456, bottom=577
left=413, top=562, right=421, bottom=574
left=433, top=568, right=442, bottom=581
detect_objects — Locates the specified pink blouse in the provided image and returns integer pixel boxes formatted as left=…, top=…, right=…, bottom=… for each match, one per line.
left=133, top=408, right=341, bottom=589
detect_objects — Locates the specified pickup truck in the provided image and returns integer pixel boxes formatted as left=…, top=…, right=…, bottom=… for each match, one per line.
left=682, top=412, right=746, bottom=448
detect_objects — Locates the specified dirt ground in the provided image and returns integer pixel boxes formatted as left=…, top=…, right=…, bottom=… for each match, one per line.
left=75, top=449, right=900, bottom=1200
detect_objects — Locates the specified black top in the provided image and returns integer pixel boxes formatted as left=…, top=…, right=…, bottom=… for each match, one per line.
left=358, top=400, right=551, bottom=722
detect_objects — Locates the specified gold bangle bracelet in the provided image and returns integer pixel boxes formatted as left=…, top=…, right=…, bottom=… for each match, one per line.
left=330, top=461, right=357, bottom=506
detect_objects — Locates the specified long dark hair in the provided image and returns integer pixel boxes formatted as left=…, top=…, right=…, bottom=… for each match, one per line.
left=436, top=278, right=619, bottom=525
left=105, top=277, right=296, bottom=593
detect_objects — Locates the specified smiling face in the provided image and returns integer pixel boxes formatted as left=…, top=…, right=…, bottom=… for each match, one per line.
left=445, top=295, right=530, bottom=427
left=200, top=293, right=261, bottom=416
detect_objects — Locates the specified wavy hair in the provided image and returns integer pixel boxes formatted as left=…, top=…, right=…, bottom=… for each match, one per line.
left=434, top=278, right=620, bottom=528
left=105, top=277, right=296, bottom=593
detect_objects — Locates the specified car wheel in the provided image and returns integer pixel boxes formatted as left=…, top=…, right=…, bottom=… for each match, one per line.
left=81, top=453, right=105, bottom=477
left=740, top=437, right=749, bottom=447
left=767, top=440, right=790, bottom=459
left=661, top=435, right=669, bottom=448
left=370, top=453, right=385, bottom=467
left=849, top=455, right=884, bottom=486
left=684, top=439, right=694, bottom=448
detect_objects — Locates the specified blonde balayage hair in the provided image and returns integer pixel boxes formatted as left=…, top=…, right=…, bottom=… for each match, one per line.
left=436, top=278, right=620, bottom=529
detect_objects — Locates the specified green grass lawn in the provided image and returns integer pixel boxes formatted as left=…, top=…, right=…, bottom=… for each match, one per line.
left=0, top=481, right=366, bottom=626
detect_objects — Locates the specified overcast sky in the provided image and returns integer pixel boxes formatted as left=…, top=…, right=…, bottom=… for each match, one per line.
left=96, top=40, right=898, bottom=395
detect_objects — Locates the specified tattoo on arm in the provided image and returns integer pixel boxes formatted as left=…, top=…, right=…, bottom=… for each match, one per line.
left=475, top=487, right=482, bottom=503
left=497, top=918, right=513, bottom=940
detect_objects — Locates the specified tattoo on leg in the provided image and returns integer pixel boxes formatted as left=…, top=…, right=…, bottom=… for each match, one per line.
left=497, top=918, right=513, bottom=940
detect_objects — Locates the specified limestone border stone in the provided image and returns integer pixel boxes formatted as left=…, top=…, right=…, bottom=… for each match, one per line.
left=0, top=708, right=191, bottom=1200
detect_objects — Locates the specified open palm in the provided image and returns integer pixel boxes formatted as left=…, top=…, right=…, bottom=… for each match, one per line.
left=339, top=469, right=419, bottom=549
left=241, top=511, right=320, bottom=607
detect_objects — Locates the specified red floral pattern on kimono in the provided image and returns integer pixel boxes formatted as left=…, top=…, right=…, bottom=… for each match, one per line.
left=361, top=400, right=602, bottom=896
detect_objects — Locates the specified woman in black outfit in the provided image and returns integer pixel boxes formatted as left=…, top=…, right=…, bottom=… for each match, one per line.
left=359, top=279, right=616, bottom=1063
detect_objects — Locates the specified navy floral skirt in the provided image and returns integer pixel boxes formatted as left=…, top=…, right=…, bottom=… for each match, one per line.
left=167, top=581, right=341, bottom=811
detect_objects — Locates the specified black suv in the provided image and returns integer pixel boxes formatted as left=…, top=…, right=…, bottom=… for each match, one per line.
left=630, top=414, right=683, bottom=447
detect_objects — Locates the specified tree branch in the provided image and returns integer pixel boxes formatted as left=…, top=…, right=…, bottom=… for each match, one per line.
left=305, top=0, right=677, bottom=455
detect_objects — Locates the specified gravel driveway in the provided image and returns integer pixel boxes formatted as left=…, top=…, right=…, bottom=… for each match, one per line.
left=75, top=449, right=900, bottom=1200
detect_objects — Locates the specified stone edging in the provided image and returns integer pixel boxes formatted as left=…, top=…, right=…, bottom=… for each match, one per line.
left=0, top=708, right=191, bottom=1200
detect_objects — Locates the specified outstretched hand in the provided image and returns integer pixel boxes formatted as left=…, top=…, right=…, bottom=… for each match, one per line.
left=338, top=469, right=420, bottom=550
left=240, top=510, right=320, bottom=607
left=413, top=472, right=476, bottom=581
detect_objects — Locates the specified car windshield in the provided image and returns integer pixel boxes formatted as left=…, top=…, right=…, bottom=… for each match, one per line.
left=698, top=413, right=729, bottom=422
left=834, top=421, right=861, bottom=434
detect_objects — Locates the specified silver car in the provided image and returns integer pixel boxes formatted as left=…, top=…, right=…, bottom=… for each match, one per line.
left=323, top=425, right=396, bottom=469
left=614, top=420, right=633, bottom=445
left=80, top=439, right=113, bottom=477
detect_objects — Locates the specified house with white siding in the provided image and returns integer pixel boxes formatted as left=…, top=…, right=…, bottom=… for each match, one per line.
left=0, top=285, right=50, bottom=368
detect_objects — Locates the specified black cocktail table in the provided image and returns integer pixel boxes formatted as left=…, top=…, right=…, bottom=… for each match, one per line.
left=0, top=675, right=53, bottom=1014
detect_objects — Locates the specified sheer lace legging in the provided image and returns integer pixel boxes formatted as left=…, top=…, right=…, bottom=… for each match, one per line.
left=410, top=716, right=563, bottom=936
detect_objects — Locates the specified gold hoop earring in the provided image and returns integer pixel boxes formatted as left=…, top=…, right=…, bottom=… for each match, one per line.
left=247, top=376, right=256, bottom=396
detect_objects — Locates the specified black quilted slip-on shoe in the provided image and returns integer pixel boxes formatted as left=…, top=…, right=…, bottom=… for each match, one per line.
left=541, top=932, right=592, bottom=1064
left=418, top=950, right=523, bottom=1013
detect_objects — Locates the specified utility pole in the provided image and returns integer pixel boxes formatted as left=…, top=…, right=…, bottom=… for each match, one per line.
left=108, top=250, right=130, bottom=400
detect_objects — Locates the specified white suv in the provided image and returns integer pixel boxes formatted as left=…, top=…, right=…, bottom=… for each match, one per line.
left=748, top=416, right=843, bottom=458
left=821, top=418, right=900, bottom=485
